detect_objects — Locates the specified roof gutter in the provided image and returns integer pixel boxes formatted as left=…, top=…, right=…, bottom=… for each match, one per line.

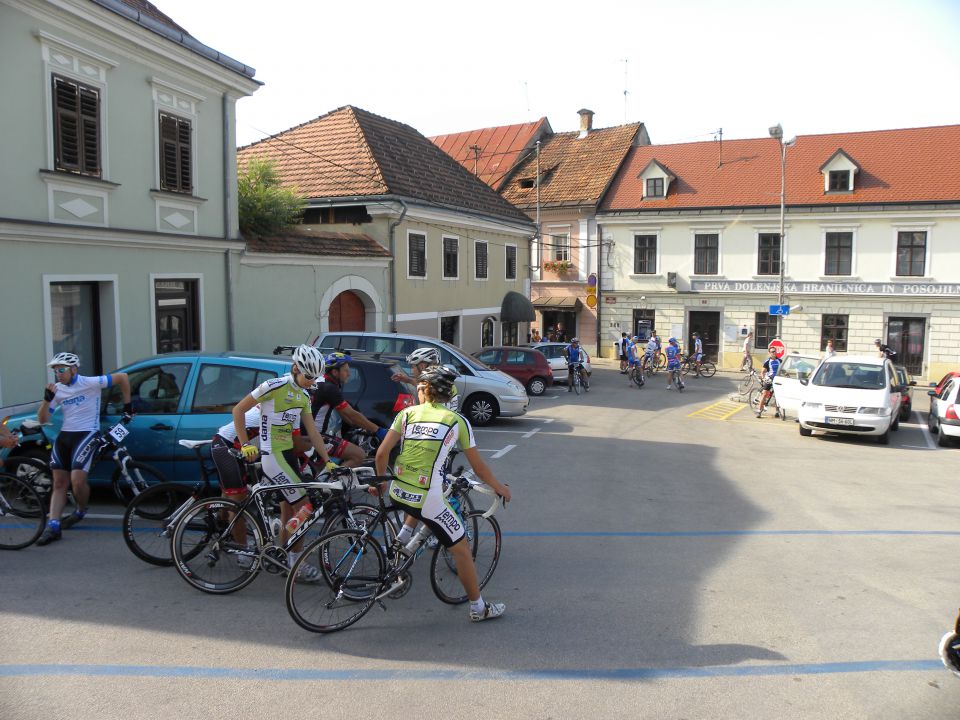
left=89, top=0, right=260, bottom=80
left=387, top=201, right=408, bottom=333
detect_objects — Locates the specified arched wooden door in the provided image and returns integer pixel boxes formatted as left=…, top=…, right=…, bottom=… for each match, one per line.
left=329, top=291, right=366, bottom=331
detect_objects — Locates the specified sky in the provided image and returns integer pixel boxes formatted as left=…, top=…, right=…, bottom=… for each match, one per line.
left=153, top=0, right=960, bottom=148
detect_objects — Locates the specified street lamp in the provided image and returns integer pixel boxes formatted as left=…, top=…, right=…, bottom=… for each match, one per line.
left=769, top=124, right=796, bottom=339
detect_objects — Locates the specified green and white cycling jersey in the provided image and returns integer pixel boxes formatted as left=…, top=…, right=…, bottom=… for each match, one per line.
left=445, top=385, right=460, bottom=413
left=388, top=402, right=475, bottom=510
left=250, top=374, right=311, bottom=454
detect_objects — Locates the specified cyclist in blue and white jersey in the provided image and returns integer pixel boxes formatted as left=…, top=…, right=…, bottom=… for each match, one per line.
left=565, top=338, right=589, bottom=392
left=755, top=347, right=782, bottom=418
left=643, top=334, right=659, bottom=372
left=36, top=352, right=132, bottom=546
left=664, top=337, right=684, bottom=390
left=691, top=332, right=704, bottom=374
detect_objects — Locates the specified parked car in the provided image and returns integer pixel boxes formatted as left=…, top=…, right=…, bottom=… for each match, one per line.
left=472, top=346, right=553, bottom=396
left=894, top=366, right=916, bottom=421
left=2, top=351, right=413, bottom=484
left=306, top=332, right=529, bottom=426
left=797, top=354, right=903, bottom=444
left=927, top=375, right=960, bottom=447
left=769, top=352, right=821, bottom=420
left=929, top=371, right=960, bottom=413
left=527, top=342, right=593, bottom=382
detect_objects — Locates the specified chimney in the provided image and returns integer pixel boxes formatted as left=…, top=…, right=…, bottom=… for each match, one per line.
left=577, top=108, right=594, bottom=139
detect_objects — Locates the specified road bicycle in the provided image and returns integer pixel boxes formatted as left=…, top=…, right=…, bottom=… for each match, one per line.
left=568, top=362, right=589, bottom=395
left=92, top=419, right=167, bottom=504
left=627, top=364, right=645, bottom=388
left=0, top=471, right=45, bottom=550
left=285, top=469, right=503, bottom=634
left=171, top=464, right=389, bottom=594
left=666, top=365, right=685, bottom=392
left=681, top=355, right=717, bottom=378
left=739, top=367, right=762, bottom=395
left=748, top=385, right=784, bottom=419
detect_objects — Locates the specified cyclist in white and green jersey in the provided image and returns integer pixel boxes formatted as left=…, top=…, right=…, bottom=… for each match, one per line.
left=232, top=345, right=335, bottom=576
left=375, top=366, right=512, bottom=622
left=392, top=347, right=460, bottom=412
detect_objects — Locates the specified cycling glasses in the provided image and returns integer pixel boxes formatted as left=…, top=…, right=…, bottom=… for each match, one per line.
left=53, top=367, right=73, bottom=374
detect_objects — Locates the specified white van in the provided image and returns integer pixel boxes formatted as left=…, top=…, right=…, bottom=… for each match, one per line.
left=797, top=354, right=902, bottom=444
left=313, top=332, right=529, bottom=426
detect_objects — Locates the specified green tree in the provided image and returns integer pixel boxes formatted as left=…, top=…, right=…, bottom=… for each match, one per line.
left=238, top=157, right=304, bottom=236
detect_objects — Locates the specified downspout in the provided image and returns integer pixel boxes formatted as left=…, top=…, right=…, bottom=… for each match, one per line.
left=387, top=200, right=408, bottom=333
left=223, top=93, right=236, bottom=350
left=596, top=222, right=602, bottom=357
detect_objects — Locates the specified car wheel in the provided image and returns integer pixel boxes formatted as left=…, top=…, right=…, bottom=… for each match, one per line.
left=891, top=415, right=900, bottom=431
left=463, top=394, right=498, bottom=427
left=877, top=428, right=890, bottom=445
left=526, top=377, right=547, bottom=396
left=938, top=424, right=952, bottom=448
left=799, top=425, right=813, bottom=437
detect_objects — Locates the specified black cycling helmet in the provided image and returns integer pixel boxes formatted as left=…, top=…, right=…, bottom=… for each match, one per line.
left=324, top=351, right=351, bottom=370
left=940, top=631, right=960, bottom=678
left=418, top=365, right=457, bottom=399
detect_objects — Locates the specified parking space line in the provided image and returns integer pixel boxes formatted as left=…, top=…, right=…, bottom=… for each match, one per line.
left=688, top=401, right=747, bottom=421
left=916, top=410, right=937, bottom=450
left=489, top=445, right=516, bottom=459
left=522, top=427, right=541, bottom=439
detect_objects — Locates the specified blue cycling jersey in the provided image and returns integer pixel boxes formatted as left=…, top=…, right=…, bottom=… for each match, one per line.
left=665, top=344, right=681, bottom=368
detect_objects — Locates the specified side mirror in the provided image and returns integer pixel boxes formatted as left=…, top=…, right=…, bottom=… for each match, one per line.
left=799, top=378, right=809, bottom=386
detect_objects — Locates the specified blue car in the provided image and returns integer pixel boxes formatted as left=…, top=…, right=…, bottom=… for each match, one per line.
left=2, top=352, right=290, bottom=484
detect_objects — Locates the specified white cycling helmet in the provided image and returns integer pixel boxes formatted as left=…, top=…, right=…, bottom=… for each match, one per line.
left=291, top=344, right=324, bottom=378
left=407, top=347, right=441, bottom=366
left=940, top=631, right=960, bottom=679
left=48, top=352, right=80, bottom=367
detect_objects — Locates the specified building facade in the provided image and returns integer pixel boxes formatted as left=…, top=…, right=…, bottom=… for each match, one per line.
left=0, top=0, right=259, bottom=410
left=598, top=126, right=960, bottom=380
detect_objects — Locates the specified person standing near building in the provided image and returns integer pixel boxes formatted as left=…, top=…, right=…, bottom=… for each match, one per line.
left=36, top=352, right=132, bottom=546
left=875, top=339, right=897, bottom=360
left=530, top=328, right=542, bottom=344
left=618, top=332, right=629, bottom=373
left=824, top=339, right=836, bottom=358
left=740, top=331, right=754, bottom=371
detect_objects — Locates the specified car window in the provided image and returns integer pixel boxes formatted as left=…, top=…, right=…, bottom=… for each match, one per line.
left=437, top=340, right=489, bottom=372
left=363, top=337, right=414, bottom=354
left=333, top=335, right=363, bottom=352
left=778, top=356, right=817, bottom=380
left=505, top=350, right=529, bottom=365
left=812, top=361, right=885, bottom=390
left=475, top=350, right=500, bottom=365
left=940, top=380, right=955, bottom=400
left=191, top=364, right=275, bottom=414
left=104, top=363, right=192, bottom=415
left=341, top=365, right=364, bottom=396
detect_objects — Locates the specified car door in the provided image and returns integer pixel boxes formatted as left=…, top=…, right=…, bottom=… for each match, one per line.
left=100, top=360, right=195, bottom=481
left=174, top=362, right=280, bottom=482
left=772, top=355, right=819, bottom=416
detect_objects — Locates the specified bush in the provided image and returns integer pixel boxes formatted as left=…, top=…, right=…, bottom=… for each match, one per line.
left=238, top=157, right=304, bottom=236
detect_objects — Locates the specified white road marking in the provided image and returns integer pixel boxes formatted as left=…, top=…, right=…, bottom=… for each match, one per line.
left=489, top=445, right=516, bottom=459
left=917, top=410, right=937, bottom=450
left=85, top=513, right=123, bottom=520
left=521, top=427, right=541, bottom=439
left=474, top=428, right=541, bottom=435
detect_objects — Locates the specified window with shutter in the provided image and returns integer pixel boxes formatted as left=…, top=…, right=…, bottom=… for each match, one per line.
left=408, top=233, right=426, bottom=277
left=159, top=112, right=193, bottom=194
left=443, top=237, right=458, bottom=278
left=506, top=245, right=517, bottom=280
left=53, top=75, right=100, bottom=177
left=475, top=241, right=488, bottom=279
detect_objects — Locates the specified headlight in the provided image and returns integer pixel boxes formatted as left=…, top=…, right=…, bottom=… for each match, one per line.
left=803, top=402, right=822, bottom=409
left=858, top=407, right=891, bottom=416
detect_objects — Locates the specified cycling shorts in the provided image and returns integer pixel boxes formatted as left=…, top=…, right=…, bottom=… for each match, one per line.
left=211, top=434, right=247, bottom=496
left=667, top=361, right=681, bottom=371
left=261, top=448, right=309, bottom=504
left=694, top=352, right=703, bottom=362
left=322, top=432, right=349, bottom=460
left=50, top=430, right=101, bottom=473
left=390, top=483, right=465, bottom=549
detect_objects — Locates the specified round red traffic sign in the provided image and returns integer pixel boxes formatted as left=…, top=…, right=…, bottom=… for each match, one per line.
left=768, top=339, right=786, bottom=359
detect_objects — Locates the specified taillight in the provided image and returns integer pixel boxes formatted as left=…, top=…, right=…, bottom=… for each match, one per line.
left=393, top=393, right=415, bottom=413
left=946, top=405, right=959, bottom=421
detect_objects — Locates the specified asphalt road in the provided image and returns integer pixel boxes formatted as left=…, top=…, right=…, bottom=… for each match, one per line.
left=3, top=363, right=960, bottom=719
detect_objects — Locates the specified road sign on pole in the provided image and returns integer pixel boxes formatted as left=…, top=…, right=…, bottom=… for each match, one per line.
left=768, top=304, right=790, bottom=316
left=768, top=339, right=786, bottom=358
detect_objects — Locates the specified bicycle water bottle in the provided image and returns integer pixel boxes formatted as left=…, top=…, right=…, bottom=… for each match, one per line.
left=285, top=502, right=313, bottom=533
left=449, top=494, right=462, bottom=520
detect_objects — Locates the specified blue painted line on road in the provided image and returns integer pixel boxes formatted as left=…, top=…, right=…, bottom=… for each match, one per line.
left=0, top=659, right=942, bottom=681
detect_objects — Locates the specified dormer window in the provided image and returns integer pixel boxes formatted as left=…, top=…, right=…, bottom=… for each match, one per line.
left=519, top=178, right=535, bottom=189
left=640, top=159, right=674, bottom=200
left=820, top=150, right=859, bottom=193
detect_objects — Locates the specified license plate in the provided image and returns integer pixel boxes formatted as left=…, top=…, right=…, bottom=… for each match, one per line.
left=826, top=416, right=854, bottom=426
left=107, top=423, right=129, bottom=443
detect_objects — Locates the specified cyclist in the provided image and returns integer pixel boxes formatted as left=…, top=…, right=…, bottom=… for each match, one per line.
left=755, top=347, right=782, bottom=418
left=664, top=337, right=684, bottom=390
left=303, top=352, right=389, bottom=467
left=642, top=334, right=659, bottom=374
left=374, top=365, right=512, bottom=622
left=618, top=332, right=630, bottom=373
left=627, top=336, right=644, bottom=386
left=564, top=337, right=589, bottom=392
left=210, top=405, right=261, bottom=545
left=392, top=347, right=460, bottom=412
left=691, top=333, right=704, bottom=374
left=36, top=352, right=132, bottom=546
left=232, top=345, right=335, bottom=579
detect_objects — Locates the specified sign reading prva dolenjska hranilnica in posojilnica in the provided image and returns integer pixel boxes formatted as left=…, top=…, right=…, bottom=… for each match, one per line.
left=689, top=280, right=960, bottom=296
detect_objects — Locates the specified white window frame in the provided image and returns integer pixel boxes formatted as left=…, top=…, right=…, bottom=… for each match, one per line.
left=149, top=273, right=205, bottom=354
left=441, top=234, right=459, bottom=280
left=42, top=273, right=122, bottom=375
left=690, top=228, right=724, bottom=277
left=505, top=243, right=518, bottom=281
left=819, top=224, right=859, bottom=278
left=407, top=230, right=428, bottom=280
left=480, top=316, right=497, bottom=348
left=474, top=239, right=489, bottom=281
left=631, top=230, right=660, bottom=276
left=151, top=78, right=204, bottom=197
left=890, top=223, right=934, bottom=280
left=552, top=232, right=571, bottom=262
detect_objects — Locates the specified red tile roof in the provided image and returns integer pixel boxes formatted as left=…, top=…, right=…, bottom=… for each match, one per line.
left=115, top=0, right=191, bottom=35
left=602, top=125, right=960, bottom=211
left=246, top=228, right=391, bottom=258
left=430, top=118, right=551, bottom=190
left=500, top=123, right=645, bottom=209
left=237, top=106, right=531, bottom=224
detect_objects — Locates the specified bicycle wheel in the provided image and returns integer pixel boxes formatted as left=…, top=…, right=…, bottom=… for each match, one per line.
left=572, top=371, right=581, bottom=396
left=738, top=373, right=756, bottom=395
left=699, top=361, right=717, bottom=378
left=430, top=511, right=502, bottom=605
left=286, top=529, right=384, bottom=633
left=654, top=354, right=667, bottom=372
left=676, top=372, right=685, bottom=392
left=631, top=368, right=645, bottom=388
left=748, top=388, right=762, bottom=411
left=172, top=497, right=263, bottom=594
left=0, top=473, right=45, bottom=550
left=112, top=462, right=167, bottom=505
left=123, top=482, right=195, bottom=566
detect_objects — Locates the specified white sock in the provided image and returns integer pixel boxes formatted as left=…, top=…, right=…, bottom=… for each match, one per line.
left=470, top=597, right=486, bottom=613
left=396, top=525, right=414, bottom=544
left=288, top=551, right=301, bottom=568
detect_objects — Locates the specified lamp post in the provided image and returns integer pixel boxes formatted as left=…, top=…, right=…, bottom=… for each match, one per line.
left=768, top=124, right=795, bottom=339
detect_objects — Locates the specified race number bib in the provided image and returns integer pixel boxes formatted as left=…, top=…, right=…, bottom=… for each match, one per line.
left=107, top=423, right=129, bottom=443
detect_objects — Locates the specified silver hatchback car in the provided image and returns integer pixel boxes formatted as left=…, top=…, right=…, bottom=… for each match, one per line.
left=528, top=342, right=593, bottom=382
left=314, top=332, right=529, bottom=426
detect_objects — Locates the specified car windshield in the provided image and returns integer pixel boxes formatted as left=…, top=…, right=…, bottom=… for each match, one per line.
left=812, top=361, right=886, bottom=390
left=438, top=340, right=490, bottom=371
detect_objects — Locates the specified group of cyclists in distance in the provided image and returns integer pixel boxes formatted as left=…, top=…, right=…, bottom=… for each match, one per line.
left=616, top=331, right=706, bottom=390
left=24, top=344, right=511, bottom=624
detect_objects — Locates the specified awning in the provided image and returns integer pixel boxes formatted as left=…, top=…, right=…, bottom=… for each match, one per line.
left=500, top=291, right=536, bottom=322
left=532, top=296, right=584, bottom=312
